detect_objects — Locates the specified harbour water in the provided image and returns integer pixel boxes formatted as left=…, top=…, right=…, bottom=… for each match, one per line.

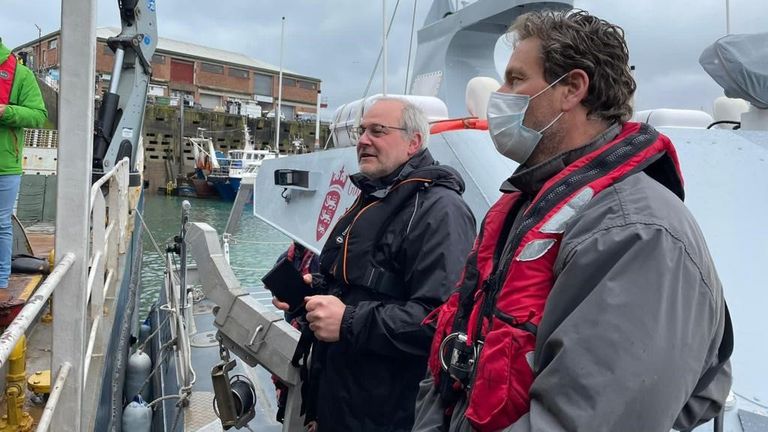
left=139, top=193, right=291, bottom=316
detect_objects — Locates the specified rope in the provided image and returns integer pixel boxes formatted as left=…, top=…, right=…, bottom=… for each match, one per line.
left=227, top=237, right=291, bottom=245
left=228, top=266, right=273, bottom=272
left=170, top=399, right=184, bottom=432
left=404, top=0, right=419, bottom=93
left=135, top=210, right=166, bottom=258
left=138, top=314, right=171, bottom=352
left=135, top=338, right=175, bottom=399
left=323, top=129, right=334, bottom=150
left=146, top=394, right=182, bottom=409
left=143, top=295, right=197, bottom=430
left=192, top=287, right=205, bottom=303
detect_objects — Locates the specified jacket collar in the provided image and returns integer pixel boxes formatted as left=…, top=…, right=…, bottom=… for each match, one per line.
left=501, top=123, right=622, bottom=195
left=351, top=148, right=435, bottom=196
left=0, top=43, right=10, bottom=64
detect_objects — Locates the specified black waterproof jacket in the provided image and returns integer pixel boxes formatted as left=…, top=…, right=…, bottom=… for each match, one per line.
left=311, top=149, right=476, bottom=432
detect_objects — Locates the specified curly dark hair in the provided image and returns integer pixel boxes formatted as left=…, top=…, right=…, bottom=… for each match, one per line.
left=510, top=10, right=636, bottom=123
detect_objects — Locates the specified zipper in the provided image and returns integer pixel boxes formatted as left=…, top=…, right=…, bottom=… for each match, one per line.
left=478, top=196, right=529, bottom=337
left=340, top=196, right=374, bottom=284
left=327, top=195, right=362, bottom=279
left=11, top=132, right=19, bottom=164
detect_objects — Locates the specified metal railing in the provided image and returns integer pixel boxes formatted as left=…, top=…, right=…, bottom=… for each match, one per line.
left=36, top=362, right=71, bottom=432
left=0, top=157, right=133, bottom=429
left=0, top=253, right=76, bottom=367
left=82, top=157, right=130, bottom=391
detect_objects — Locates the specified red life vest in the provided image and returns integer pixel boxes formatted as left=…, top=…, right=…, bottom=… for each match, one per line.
left=425, top=122, right=683, bottom=432
left=286, top=242, right=316, bottom=276
left=0, top=53, right=18, bottom=105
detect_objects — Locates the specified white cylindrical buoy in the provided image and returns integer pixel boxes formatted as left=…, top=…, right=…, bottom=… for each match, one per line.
left=125, top=350, right=152, bottom=401
left=122, top=395, right=151, bottom=432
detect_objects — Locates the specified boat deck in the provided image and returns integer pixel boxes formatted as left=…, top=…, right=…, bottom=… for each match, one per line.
left=0, top=226, right=55, bottom=428
left=0, top=227, right=55, bottom=323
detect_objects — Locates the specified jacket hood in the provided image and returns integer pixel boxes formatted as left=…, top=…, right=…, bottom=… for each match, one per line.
left=351, top=148, right=466, bottom=195
left=0, top=42, right=10, bottom=64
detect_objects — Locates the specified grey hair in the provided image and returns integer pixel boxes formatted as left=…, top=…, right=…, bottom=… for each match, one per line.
left=377, top=97, right=430, bottom=148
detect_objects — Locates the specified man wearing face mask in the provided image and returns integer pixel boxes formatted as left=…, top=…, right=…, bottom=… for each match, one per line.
left=412, top=10, right=732, bottom=432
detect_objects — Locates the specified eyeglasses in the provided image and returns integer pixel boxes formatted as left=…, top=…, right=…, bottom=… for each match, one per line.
left=351, top=123, right=407, bottom=141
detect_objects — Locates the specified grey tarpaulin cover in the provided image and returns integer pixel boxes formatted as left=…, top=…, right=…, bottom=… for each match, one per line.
left=699, top=33, right=768, bottom=109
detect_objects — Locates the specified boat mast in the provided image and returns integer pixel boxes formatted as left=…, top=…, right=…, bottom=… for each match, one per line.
left=382, top=0, right=388, bottom=96
left=178, top=95, right=185, bottom=181
left=314, top=90, right=322, bottom=150
left=725, top=0, right=731, bottom=34
left=275, top=16, right=285, bottom=156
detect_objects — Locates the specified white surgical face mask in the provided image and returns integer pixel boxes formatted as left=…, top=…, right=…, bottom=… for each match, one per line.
left=487, top=74, right=567, bottom=164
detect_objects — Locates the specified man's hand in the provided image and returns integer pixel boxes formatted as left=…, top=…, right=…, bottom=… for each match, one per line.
left=271, top=297, right=291, bottom=311
left=271, top=273, right=315, bottom=311
left=305, top=295, right=345, bottom=342
left=0, top=104, right=6, bottom=118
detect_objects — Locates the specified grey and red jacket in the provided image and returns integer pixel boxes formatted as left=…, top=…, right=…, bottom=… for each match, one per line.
left=308, top=149, right=476, bottom=432
left=414, top=122, right=732, bottom=432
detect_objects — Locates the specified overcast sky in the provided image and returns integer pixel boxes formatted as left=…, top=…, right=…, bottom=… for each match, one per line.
left=1, top=0, right=766, bottom=118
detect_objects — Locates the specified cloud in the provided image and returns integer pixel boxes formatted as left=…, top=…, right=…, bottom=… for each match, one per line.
left=2, top=0, right=765, bottom=119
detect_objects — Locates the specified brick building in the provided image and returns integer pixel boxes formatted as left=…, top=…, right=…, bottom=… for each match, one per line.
left=13, top=27, right=322, bottom=120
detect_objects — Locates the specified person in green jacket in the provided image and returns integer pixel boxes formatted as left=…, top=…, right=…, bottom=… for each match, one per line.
left=0, top=38, right=48, bottom=288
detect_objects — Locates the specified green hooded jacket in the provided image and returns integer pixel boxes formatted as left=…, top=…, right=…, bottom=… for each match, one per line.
left=0, top=41, right=48, bottom=175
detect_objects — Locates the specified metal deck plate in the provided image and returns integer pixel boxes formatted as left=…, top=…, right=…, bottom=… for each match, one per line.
left=184, top=391, right=221, bottom=431
left=190, top=331, right=218, bottom=348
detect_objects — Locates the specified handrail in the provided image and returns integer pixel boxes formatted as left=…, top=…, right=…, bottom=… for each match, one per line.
left=83, top=314, right=102, bottom=389
left=89, top=157, right=129, bottom=209
left=37, top=362, right=72, bottom=432
left=85, top=251, right=103, bottom=301
left=81, top=155, right=130, bottom=383
left=0, top=253, right=76, bottom=368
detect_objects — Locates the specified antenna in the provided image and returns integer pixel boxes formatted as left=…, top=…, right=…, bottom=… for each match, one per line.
left=382, top=0, right=388, bottom=96
left=275, top=16, right=285, bottom=156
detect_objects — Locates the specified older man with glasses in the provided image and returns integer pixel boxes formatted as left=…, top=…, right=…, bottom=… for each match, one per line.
left=274, top=97, right=476, bottom=432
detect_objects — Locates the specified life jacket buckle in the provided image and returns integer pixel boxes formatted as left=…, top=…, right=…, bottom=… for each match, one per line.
left=439, top=332, right=478, bottom=386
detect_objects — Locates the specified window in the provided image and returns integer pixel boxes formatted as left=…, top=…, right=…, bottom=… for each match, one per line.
left=48, top=39, right=57, bottom=49
left=253, top=73, right=273, bottom=96
left=148, top=84, right=166, bottom=96
left=152, top=54, right=166, bottom=64
left=283, top=78, right=297, bottom=87
left=299, top=80, right=317, bottom=90
left=281, top=105, right=295, bottom=120
left=201, top=62, right=224, bottom=74
left=228, top=67, right=249, bottom=79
